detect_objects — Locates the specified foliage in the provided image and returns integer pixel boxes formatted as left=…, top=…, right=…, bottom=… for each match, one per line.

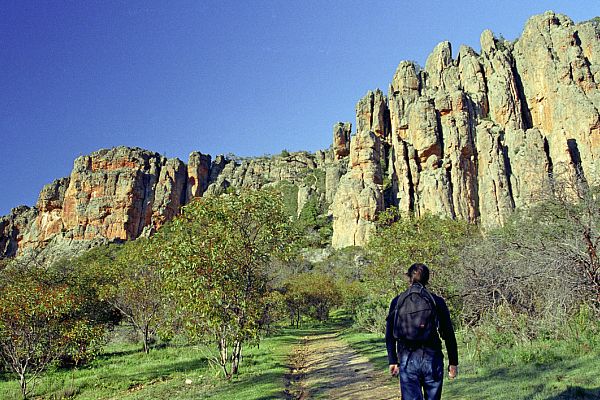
left=0, top=264, right=96, bottom=399
left=365, top=209, right=473, bottom=302
left=157, top=189, right=295, bottom=378
left=272, top=175, right=331, bottom=247
left=458, top=184, right=600, bottom=334
left=302, top=168, right=326, bottom=193
left=296, top=194, right=332, bottom=247
left=258, top=290, right=287, bottom=335
left=279, top=149, right=290, bottom=158
left=312, top=246, right=369, bottom=282
left=273, top=180, right=299, bottom=217
left=283, top=273, right=342, bottom=324
left=97, top=238, right=168, bottom=353
left=522, top=183, right=600, bottom=309
left=46, top=245, right=122, bottom=365
left=353, top=295, right=390, bottom=335
left=336, top=279, right=367, bottom=316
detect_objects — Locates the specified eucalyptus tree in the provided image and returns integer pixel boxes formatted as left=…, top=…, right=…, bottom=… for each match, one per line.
left=157, top=189, right=295, bottom=378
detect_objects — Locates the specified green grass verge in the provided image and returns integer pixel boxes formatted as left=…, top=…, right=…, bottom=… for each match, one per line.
left=339, top=328, right=600, bottom=400
left=4, top=315, right=597, bottom=399
left=0, top=327, right=303, bottom=400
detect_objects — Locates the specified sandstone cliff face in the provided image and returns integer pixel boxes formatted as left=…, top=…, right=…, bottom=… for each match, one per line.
left=2, top=12, right=599, bottom=255
left=330, top=91, right=386, bottom=247
left=331, top=127, right=384, bottom=248
left=513, top=14, right=600, bottom=187
left=186, top=152, right=211, bottom=199
left=1, top=147, right=190, bottom=259
left=329, top=12, right=599, bottom=245
left=0, top=146, right=335, bottom=259
left=333, top=122, right=352, bottom=160
left=0, top=206, right=37, bottom=257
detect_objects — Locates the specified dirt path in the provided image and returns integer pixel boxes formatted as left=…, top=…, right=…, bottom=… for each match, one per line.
left=284, top=330, right=400, bottom=400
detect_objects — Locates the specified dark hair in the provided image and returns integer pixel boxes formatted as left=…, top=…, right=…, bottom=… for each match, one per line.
left=407, top=263, right=430, bottom=286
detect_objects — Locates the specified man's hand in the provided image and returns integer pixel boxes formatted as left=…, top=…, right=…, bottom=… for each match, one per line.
left=389, top=364, right=399, bottom=377
left=448, top=365, right=458, bottom=379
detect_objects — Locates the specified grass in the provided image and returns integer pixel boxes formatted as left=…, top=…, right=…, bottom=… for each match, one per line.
left=2, top=316, right=599, bottom=399
left=339, top=327, right=600, bottom=400
left=0, top=326, right=301, bottom=400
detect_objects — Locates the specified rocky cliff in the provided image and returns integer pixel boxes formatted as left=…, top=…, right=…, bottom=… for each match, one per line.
left=1, top=12, right=599, bottom=258
left=330, top=11, right=600, bottom=246
left=0, top=146, right=335, bottom=260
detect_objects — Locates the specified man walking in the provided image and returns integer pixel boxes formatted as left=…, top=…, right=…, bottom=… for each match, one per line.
left=386, top=263, right=458, bottom=400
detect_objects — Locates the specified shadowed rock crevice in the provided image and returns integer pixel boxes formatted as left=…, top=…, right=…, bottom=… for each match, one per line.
left=500, top=140, right=516, bottom=210
left=543, top=137, right=556, bottom=189
left=567, top=138, right=585, bottom=181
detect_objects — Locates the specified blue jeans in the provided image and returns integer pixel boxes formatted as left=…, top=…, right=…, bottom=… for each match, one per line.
left=398, top=348, right=444, bottom=400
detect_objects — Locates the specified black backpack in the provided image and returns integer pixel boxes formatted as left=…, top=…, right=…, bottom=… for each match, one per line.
left=391, top=283, right=438, bottom=344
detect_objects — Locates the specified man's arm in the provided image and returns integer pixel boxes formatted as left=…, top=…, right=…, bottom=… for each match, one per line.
left=436, top=296, right=458, bottom=369
left=385, top=296, right=399, bottom=368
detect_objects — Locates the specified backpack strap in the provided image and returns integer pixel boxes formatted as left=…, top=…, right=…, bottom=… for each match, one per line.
left=420, top=286, right=438, bottom=310
left=420, top=286, right=440, bottom=330
left=393, top=290, right=410, bottom=315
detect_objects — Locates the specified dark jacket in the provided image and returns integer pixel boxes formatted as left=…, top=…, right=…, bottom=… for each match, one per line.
left=385, top=284, right=458, bottom=366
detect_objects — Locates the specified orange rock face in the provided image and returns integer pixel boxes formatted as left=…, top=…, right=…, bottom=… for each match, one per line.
left=1, top=147, right=191, bottom=258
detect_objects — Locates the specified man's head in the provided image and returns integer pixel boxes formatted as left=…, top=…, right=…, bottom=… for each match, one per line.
left=407, top=263, right=430, bottom=286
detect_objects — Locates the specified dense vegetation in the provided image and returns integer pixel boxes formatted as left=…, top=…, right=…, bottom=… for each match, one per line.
left=0, top=183, right=598, bottom=399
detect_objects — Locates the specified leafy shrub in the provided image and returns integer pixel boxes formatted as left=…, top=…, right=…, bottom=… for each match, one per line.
left=353, top=295, right=390, bottom=335
left=97, top=238, right=169, bottom=354
left=362, top=211, right=473, bottom=323
left=0, top=262, right=108, bottom=399
left=284, top=272, right=342, bottom=324
left=273, top=180, right=299, bottom=217
left=337, top=280, right=367, bottom=316
left=458, top=184, right=600, bottom=335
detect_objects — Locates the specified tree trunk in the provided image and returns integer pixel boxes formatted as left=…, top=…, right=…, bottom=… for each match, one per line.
left=19, top=371, right=27, bottom=400
left=143, top=325, right=150, bottom=354
left=218, top=337, right=231, bottom=379
left=231, top=340, right=242, bottom=375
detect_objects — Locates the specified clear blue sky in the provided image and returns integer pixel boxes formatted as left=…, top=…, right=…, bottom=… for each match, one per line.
left=1, top=1, right=598, bottom=216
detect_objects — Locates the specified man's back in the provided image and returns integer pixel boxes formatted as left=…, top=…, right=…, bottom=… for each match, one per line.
left=385, top=289, right=458, bottom=365
left=385, top=263, right=458, bottom=400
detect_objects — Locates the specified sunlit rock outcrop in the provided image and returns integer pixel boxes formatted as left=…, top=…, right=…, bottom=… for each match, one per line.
left=2, top=12, right=599, bottom=255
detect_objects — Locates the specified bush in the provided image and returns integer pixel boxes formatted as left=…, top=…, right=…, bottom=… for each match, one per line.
left=337, top=280, right=367, bottom=316
left=97, top=238, right=169, bottom=354
left=458, top=184, right=600, bottom=335
left=280, top=149, right=290, bottom=158
left=353, top=295, right=389, bottom=335
left=274, top=180, right=299, bottom=217
left=284, top=272, right=342, bottom=324
left=454, top=184, right=600, bottom=368
left=0, top=261, right=109, bottom=399
left=361, top=211, right=474, bottom=327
